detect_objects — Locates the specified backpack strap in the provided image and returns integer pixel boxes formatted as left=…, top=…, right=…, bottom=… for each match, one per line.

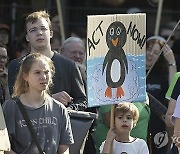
left=14, top=97, right=45, bottom=154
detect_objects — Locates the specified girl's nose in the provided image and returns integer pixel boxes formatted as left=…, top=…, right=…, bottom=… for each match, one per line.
left=41, top=74, right=46, bottom=80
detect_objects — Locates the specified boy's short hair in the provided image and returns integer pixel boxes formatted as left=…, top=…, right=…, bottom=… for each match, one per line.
left=25, top=10, right=52, bottom=31
left=115, top=102, right=139, bottom=125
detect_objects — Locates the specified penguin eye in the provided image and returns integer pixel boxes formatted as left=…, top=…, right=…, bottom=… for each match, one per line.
left=110, top=28, right=114, bottom=35
left=116, top=27, right=121, bottom=35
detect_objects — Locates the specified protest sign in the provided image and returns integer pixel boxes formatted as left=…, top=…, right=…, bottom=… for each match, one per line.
left=87, top=14, right=146, bottom=107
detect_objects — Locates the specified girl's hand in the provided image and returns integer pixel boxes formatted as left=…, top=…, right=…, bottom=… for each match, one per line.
left=162, top=44, right=176, bottom=64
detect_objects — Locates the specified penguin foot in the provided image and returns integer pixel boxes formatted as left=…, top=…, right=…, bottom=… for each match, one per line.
left=105, top=87, right=112, bottom=98
left=116, top=87, right=124, bottom=98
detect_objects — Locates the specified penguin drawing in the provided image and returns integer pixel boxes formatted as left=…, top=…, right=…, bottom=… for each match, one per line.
left=102, top=21, right=128, bottom=99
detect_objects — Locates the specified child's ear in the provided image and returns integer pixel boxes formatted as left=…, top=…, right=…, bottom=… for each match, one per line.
left=133, top=123, right=136, bottom=128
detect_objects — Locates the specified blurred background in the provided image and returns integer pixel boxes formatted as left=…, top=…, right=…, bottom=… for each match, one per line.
left=0, top=0, right=179, bottom=60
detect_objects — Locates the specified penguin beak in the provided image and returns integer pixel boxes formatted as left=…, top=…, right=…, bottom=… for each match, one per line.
left=112, top=37, right=118, bottom=47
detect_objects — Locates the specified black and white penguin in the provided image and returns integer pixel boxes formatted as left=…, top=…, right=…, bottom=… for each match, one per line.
left=102, top=21, right=128, bottom=98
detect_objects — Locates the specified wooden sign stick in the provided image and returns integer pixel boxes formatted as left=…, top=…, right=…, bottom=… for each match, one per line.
left=154, top=0, right=164, bottom=35
left=56, top=0, right=65, bottom=42
left=110, top=105, right=115, bottom=128
left=146, top=19, right=180, bottom=78
left=110, top=105, right=115, bottom=154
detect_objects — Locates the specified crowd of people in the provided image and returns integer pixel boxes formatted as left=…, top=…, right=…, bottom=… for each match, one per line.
left=0, top=9, right=180, bottom=154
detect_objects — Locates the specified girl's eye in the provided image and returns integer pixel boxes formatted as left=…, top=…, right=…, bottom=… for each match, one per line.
left=35, top=71, right=40, bottom=74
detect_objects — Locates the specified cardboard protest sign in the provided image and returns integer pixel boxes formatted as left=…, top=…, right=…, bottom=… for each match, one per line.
left=87, top=14, right=146, bottom=107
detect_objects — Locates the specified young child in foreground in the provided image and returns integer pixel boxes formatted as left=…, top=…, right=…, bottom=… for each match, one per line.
left=100, top=102, right=149, bottom=154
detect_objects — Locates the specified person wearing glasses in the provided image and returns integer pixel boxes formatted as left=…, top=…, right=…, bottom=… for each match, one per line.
left=0, top=46, right=10, bottom=153
left=0, top=46, right=9, bottom=105
left=8, top=10, right=87, bottom=111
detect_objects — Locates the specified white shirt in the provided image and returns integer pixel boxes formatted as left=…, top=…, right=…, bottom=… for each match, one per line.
left=100, top=138, right=149, bottom=154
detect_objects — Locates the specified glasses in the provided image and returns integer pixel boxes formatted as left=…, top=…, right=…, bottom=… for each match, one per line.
left=27, top=26, right=49, bottom=34
left=0, top=55, right=8, bottom=60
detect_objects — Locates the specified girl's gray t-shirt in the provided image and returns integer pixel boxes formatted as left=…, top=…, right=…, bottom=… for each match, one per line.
left=3, top=96, right=74, bottom=154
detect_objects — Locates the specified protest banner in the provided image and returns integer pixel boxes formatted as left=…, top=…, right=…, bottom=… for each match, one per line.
left=87, top=13, right=146, bottom=107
